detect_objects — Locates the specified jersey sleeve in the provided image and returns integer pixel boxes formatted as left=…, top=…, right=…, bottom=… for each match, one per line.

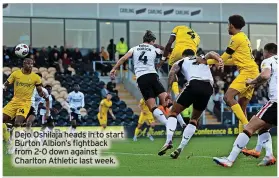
left=226, top=35, right=240, bottom=55
left=100, top=100, right=105, bottom=106
left=171, top=26, right=179, bottom=36
left=34, top=75, right=42, bottom=86
left=43, top=88, right=49, bottom=99
left=7, top=71, right=16, bottom=84
left=261, top=60, right=272, bottom=70
left=128, top=47, right=134, bottom=54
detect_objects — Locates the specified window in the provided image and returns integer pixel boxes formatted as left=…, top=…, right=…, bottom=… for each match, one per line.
left=65, top=19, right=96, bottom=48
left=3, top=18, right=30, bottom=46
left=221, top=23, right=248, bottom=50
left=160, top=22, right=190, bottom=46
left=129, top=21, right=159, bottom=47
left=32, top=18, right=64, bottom=47
left=249, top=24, right=277, bottom=50
left=191, top=23, right=219, bottom=50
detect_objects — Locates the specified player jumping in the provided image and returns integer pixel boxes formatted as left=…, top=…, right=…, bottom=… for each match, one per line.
left=158, top=51, right=223, bottom=158
left=213, top=43, right=277, bottom=167
left=3, top=58, right=45, bottom=152
left=110, top=30, right=169, bottom=136
left=158, top=25, right=200, bottom=97
left=208, top=15, right=259, bottom=133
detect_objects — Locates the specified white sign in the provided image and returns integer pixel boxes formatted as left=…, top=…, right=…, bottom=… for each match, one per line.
left=119, top=5, right=203, bottom=19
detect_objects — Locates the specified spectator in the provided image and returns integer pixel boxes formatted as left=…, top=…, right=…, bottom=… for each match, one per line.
left=60, top=46, right=71, bottom=58
left=49, top=45, right=60, bottom=60
left=116, top=37, right=128, bottom=70
left=40, top=47, right=49, bottom=63
left=100, top=47, right=111, bottom=76
left=49, top=52, right=60, bottom=69
left=101, top=84, right=109, bottom=98
left=34, top=51, right=46, bottom=67
left=3, top=45, right=11, bottom=58
left=107, top=39, right=116, bottom=61
left=82, top=59, right=94, bottom=75
left=107, top=78, right=118, bottom=95
left=72, top=48, right=83, bottom=63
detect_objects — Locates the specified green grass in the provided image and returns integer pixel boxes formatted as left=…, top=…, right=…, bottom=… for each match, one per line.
left=3, top=136, right=277, bottom=176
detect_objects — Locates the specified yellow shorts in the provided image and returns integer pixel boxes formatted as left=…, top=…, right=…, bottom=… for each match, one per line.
left=229, top=71, right=259, bottom=100
left=3, top=99, right=31, bottom=119
left=97, top=113, right=107, bottom=125
left=169, top=46, right=197, bottom=66
left=138, top=113, right=155, bottom=125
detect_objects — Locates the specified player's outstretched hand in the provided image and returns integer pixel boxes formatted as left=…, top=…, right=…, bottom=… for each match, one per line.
left=217, top=59, right=224, bottom=71
left=110, top=69, right=116, bottom=80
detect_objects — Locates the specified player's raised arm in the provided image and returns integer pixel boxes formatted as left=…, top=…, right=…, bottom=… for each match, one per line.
left=162, top=27, right=177, bottom=61
left=110, top=49, right=133, bottom=77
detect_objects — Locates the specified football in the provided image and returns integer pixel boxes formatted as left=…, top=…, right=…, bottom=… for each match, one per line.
left=15, top=43, right=29, bottom=58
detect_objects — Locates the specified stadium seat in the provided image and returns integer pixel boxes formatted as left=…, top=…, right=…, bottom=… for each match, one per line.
left=39, top=67, right=47, bottom=73
left=12, top=67, right=20, bottom=72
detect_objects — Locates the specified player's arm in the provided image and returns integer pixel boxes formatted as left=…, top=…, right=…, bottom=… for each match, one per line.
left=109, top=108, right=116, bottom=120
left=203, top=51, right=224, bottom=70
left=111, top=49, right=133, bottom=71
left=167, top=60, right=182, bottom=94
left=99, top=101, right=104, bottom=119
left=44, top=95, right=50, bottom=120
left=163, top=27, right=177, bottom=60
left=81, top=93, right=85, bottom=108
left=3, top=71, right=16, bottom=91
left=246, top=61, right=271, bottom=87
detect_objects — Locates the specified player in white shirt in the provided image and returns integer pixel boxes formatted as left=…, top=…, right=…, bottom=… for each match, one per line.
left=110, top=30, right=169, bottom=128
left=39, top=85, right=58, bottom=131
left=213, top=43, right=277, bottom=167
left=157, top=50, right=223, bottom=158
left=67, top=84, right=85, bottom=133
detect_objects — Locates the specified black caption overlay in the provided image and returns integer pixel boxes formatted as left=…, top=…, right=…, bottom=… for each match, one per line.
left=12, top=130, right=125, bottom=167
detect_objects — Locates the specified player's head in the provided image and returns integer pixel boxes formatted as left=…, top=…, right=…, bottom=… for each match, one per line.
left=228, top=15, right=245, bottom=35
left=143, top=30, right=156, bottom=45
left=182, top=49, right=195, bottom=58
left=23, top=58, right=34, bottom=71
left=263, top=43, right=277, bottom=59
left=45, top=84, right=52, bottom=94
left=36, top=73, right=42, bottom=79
left=74, top=84, right=80, bottom=92
left=106, top=93, right=112, bottom=100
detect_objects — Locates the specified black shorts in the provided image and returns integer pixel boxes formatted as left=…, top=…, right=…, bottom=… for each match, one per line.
left=137, top=73, right=165, bottom=101
left=176, top=80, right=213, bottom=111
left=71, top=112, right=81, bottom=121
left=256, top=101, right=277, bottom=126
left=26, top=106, right=36, bottom=118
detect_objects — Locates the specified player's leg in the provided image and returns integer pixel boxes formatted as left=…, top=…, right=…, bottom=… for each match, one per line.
left=214, top=101, right=277, bottom=167
left=237, top=97, right=250, bottom=133
left=168, top=48, right=182, bottom=98
left=146, top=117, right=155, bottom=141
left=223, top=75, right=249, bottom=128
left=134, top=113, right=144, bottom=141
left=69, top=112, right=77, bottom=133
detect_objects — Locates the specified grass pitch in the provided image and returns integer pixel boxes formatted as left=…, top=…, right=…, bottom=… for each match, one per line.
left=3, top=136, right=277, bottom=176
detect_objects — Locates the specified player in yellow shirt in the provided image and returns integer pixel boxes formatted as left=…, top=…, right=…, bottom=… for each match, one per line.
left=133, top=98, right=155, bottom=141
left=208, top=15, right=259, bottom=132
left=159, top=25, right=200, bottom=97
left=3, top=58, right=45, bottom=152
left=97, top=93, right=116, bottom=129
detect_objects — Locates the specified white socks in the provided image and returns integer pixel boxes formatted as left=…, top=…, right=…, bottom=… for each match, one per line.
left=177, top=114, right=186, bottom=127
left=178, top=123, right=196, bottom=150
left=152, top=108, right=167, bottom=125
left=255, top=134, right=263, bottom=152
left=228, top=133, right=250, bottom=162
left=68, top=127, right=76, bottom=134
left=259, top=132, right=273, bottom=157
left=165, top=117, right=177, bottom=145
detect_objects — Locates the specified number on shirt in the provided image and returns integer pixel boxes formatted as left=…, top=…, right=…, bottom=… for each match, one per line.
left=139, top=51, right=148, bottom=65
left=18, top=109, right=24, bottom=114
left=187, top=30, right=196, bottom=39
left=247, top=39, right=255, bottom=60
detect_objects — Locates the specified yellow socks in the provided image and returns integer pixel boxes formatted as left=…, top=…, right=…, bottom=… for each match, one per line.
left=134, top=128, right=141, bottom=137
left=172, top=82, right=179, bottom=95
left=3, top=123, right=10, bottom=142
left=231, top=104, right=249, bottom=125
